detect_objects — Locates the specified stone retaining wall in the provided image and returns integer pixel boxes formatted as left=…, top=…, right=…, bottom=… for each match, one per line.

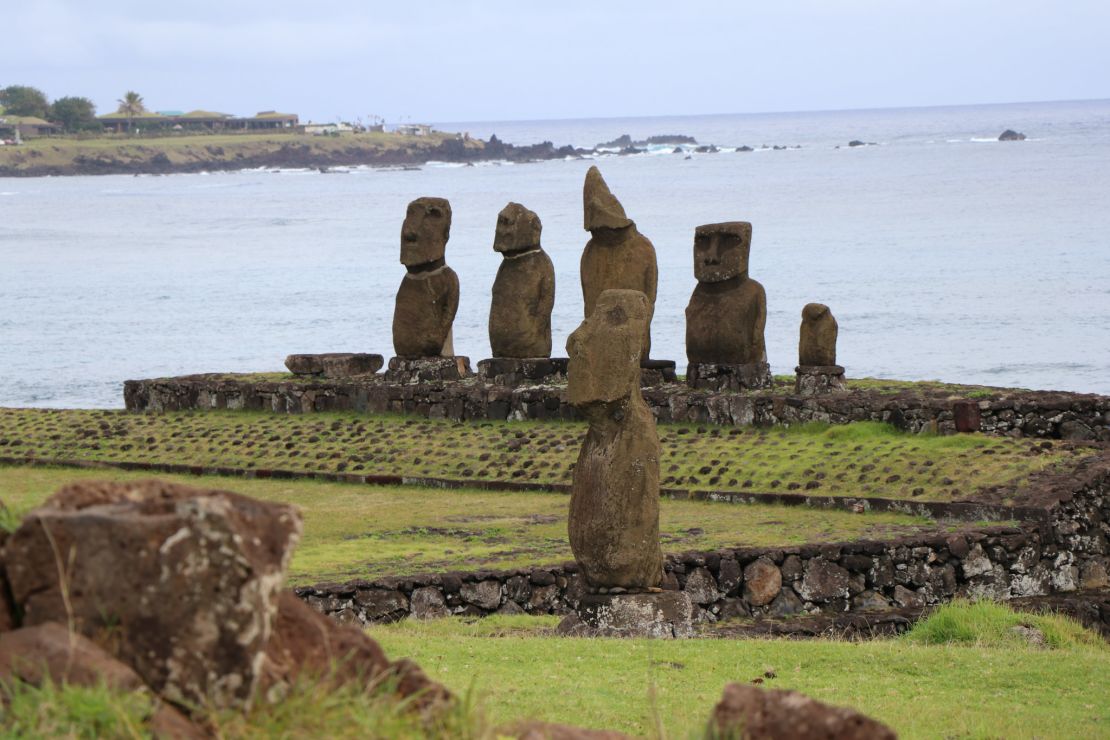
left=124, top=375, right=1110, bottom=440
left=295, top=471, right=1109, bottom=626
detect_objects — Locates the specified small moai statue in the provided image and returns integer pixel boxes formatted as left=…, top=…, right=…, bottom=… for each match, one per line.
left=684, top=221, right=773, bottom=391
left=478, top=203, right=563, bottom=386
left=387, top=197, right=470, bottom=382
left=795, top=303, right=845, bottom=395
left=557, top=289, right=694, bottom=638
left=581, top=166, right=673, bottom=382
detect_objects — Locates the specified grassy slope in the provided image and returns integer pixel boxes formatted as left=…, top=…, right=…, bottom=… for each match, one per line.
left=0, top=466, right=942, bottom=586
left=0, top=131, right=474, bottom=173
left=373, top=612, right=1109, bottom=739
left=0, top=409, right=1077, bottom=504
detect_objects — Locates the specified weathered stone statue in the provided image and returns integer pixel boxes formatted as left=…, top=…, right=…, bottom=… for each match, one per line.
left=580, top=166, right=661, bottom=369
left=477, top=203, right=564, bottom=386
left=566, top=289, right=663, bottom=591
left=489, top=203, right=555, bottom=358
left=387, top=197, right=470, bottom=382
left=685, top=221, right=772, bottom=391
left=795, top=303, right=845, bottom=395
left=558, top=289, right=693, bottom=638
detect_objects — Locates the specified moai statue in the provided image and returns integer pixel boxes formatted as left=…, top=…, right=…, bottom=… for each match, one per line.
left=478, top=203, right=563, bottom=386
left=581, top=166, right=672, bottom=381
left=387, top=197, right=470, bottom=382
left=557, top=289, right=694, bottom=638
left=684, top=221, right=773, bottom=391
left=795, top=303, right=845, bottom=395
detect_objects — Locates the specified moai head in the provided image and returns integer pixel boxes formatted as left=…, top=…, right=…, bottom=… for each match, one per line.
left=493, top=202, right=542, bottom=254
left=567, top=289, right=649, bottom=406
left=400, top=197, right=452, bottom=267
left=693, top=222, right=752, bottom=283
left=583, top=166, right=633, bottom=233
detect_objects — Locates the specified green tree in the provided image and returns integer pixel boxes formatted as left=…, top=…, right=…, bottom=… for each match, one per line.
left=0, top=85, right=50, bottom=118
left=49, top=96, right=98, bottom=132
left=116, top=91, right=145, bottom=132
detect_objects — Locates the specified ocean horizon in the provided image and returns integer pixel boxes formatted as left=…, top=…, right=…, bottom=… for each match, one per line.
left=2, top=98, right=1109, bottom=408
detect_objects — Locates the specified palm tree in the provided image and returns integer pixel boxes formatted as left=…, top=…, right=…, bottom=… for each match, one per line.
left=116, top=91, right=145, bottom=133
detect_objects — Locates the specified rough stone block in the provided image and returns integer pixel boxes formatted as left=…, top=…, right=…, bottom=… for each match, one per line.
left=476, top=357, right=568, bottom=387
left=556, top=592, right=695, bottom=638
left=794, top=365, right=847, bottom=396
left=687, top=362, right=773, bottom=392
left=284, top=353, right=384, bottom=378
left=384, top=356, right=472, bottom=384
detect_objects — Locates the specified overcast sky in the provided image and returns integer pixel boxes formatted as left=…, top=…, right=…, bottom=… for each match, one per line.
left=4, top=0, right=1108, bottom=124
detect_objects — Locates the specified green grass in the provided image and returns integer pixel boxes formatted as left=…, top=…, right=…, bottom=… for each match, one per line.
left=0, top=409, right=1077, bottom=504
left=0, top=679, right=153, bottom=739
left=0, top=465, right=945, bottom=586
left=904, top=599, right=1105, bottom=650
left=372, top=609, right=1109, bottom=738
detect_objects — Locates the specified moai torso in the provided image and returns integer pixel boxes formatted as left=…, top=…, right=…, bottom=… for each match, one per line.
left=799, top=303, right=838, bottom=366
left=566, top=289, right=663, bottom=590
left=489, top=203, right=555, bottom=358
left=391, top=197, right=460, bottom=357
left=684, top=221, right=767, bottom=365
left=580, top=166, right=658, bottom=362
left=393, top=266, right=460, bottom=357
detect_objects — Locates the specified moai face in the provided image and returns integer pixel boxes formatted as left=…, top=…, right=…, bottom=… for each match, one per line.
left=693, top=222, right=752, bottom=283
left=583, top=166, right=633, bottom=233
left=567, top=289, right=649, bottom=406
left=400, top=197, right=452, bottom=267
left=493, top=202, right=542, bottom=254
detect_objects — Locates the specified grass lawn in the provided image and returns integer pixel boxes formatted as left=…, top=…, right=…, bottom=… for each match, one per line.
left=0, top=465, right=947, bottom=586
left=0, top=409, right=1079, bottom=504
left=373, top=610, right=1110, bottom=738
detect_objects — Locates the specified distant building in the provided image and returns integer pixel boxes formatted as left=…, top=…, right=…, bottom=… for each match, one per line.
left=0, top=115, right=61, bottom=138
left=394, top=123, right=433, bottom=137
left=96, top=109, right=300, bottom=133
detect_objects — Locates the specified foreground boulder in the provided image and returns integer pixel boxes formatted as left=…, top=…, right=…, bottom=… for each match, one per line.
left=0, top=622, right=144, bottom=692
left=709, top=683, right=896, bottom=739
left=4, top=479, right=303, bottom=711
left=262, top=591, right=450, bottom=710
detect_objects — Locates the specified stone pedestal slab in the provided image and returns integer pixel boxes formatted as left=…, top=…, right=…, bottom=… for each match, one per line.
left=284, top=353, right=384, bottom=378
left=384, top=356, right=472, bottom=384
left=687, top=362, right=773, bottom=392
left=640, top=359, right=678, bottom=387
left=794, top=365, right=846, bottom=396
left=556, top=591, right=695, bottom=638
left=476, top=357, right=568, bottom=387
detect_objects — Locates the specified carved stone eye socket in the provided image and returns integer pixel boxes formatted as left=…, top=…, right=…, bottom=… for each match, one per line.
left=428, top=208, right=442, bottom=218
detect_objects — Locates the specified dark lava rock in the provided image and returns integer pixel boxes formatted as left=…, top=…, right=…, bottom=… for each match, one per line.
left=708, top=682, right=897, bottom=739
left=998, top=129, right=1027, bottom=141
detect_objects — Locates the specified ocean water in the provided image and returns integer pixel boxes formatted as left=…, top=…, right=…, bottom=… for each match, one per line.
left=2, top=99, right=1109, bottom=409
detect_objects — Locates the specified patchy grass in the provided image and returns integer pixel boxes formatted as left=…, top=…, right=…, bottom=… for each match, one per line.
left=0, top=674, right=487, bottom=739
left=904, top=598, right=1105, bottom=650
left=0, top=465, right=944, bottom=586
left=845, top=377, right=1018, bottom=396
left=0, top=409, right=1078, bottom=503
left=373, top=612, right=1110, bottom=738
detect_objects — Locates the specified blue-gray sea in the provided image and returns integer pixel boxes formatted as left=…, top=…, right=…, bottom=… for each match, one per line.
left=2, top=99, right=1109, bottom=408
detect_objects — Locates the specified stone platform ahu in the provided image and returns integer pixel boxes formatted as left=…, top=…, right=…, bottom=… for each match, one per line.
left=557, top=289, right=694, bottom=638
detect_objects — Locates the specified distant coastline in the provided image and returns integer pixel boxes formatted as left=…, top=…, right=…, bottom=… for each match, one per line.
left=0, top=130, right=587, bottom=177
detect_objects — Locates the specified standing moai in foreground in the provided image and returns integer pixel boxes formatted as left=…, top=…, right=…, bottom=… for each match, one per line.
left=477, top=203, right=564, bottom=386
left=795, top=302, right=845, bottom=395
left=580, top=166, right=674, bottom=383
left=557, top=289, right=694, bottom=638
left=386, top=197, right=471, bottom=382
left=684, top=221, right=773, bottom=391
